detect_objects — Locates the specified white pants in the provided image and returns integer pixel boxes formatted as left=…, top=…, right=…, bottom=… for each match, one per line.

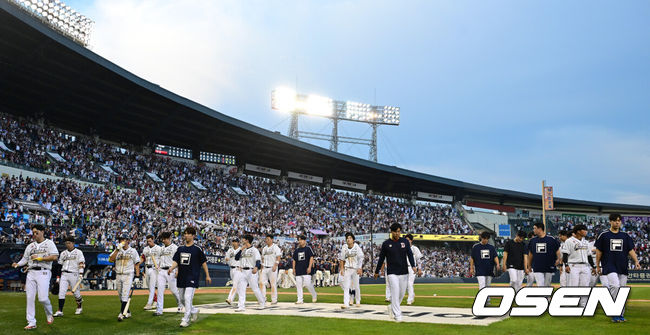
left=107, top=279, right=115, bottom=290
left=260, top=267, right=278, bottom=303
left=560, top=268, right=569, bottom=287
left=342, top=268, right=361, bottom=306
left=526, top=271, right=535, bottom=287
left=324, top=270, right=331, bottom=286
left=285, top=269, right=297, bottom=288
left=237, top=269, right=265, bottom=310
left=385, top=279, right=391, bottom=299
left=407, top=267, right=416, bottom=304
left=25, top=269, right=53, bottom=326
left=533, top=272, right=553, bottom=287
left=59, top=272, right=82, bottom=300
left=145, top=267, right=158, bottom=305
left=606, top=273, right=628, bottom=317
left=156, top=269, right=182, bottom=314
left=331, top=271, right=339, bottom=286
left=507, top=269, right=525, bottom=291
left=178, top=287, right=198, bottom=323
left=568, top=264, right=592, bottom=306
left=387, top=274, right=408, bottom=321
left=315, top=270, right=323, bottom=286
left=295, top=275, right=317, bottom=303
left=116, top=273, right=134, bottom=302
left=590, top=274, right=610, bottom=288
left=227, top=268, right=241, bottom=301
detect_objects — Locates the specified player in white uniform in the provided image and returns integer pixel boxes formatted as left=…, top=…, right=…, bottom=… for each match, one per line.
left=12, top=224, right=59, bottom=330
left=405, top=234, right=423, bottom=305
left=155, top=232, right=183, bottom=316
left=54, top=236, right=85, bottom=317
left=142, top=234, right=162, bottom=310
left=259, top=234, right=282, bottom=304
left=587, top=235, right=609, bottom=288
left=563, top=224, right=596, bottom=307
left=109, top=236, right=140, bottom=321
left=235, top=234, right=266, bottom=312
left=558, top=230, right=570, bottom=287
left=225, top=238, right=241, bottom=305
left=339, top=232, right=364, bottom=309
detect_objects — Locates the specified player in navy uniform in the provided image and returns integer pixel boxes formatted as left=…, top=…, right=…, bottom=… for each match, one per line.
left=470, top=231, right=499, bottom=303
left=168, top=227, right=211, bottom=328
left=595, top=214, right=641, bottom=323
left=293, top=235, right=318, bottom=303
left=527, top=222, right=561, bottom=286
left=502, top=230, right=527, bottom=291
left=374, top=223, right=416, bottom=322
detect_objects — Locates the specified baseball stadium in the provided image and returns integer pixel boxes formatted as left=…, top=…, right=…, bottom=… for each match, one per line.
left=1, top=1, right=649, bottom=334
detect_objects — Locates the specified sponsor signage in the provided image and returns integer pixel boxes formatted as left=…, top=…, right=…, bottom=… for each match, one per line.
left=331, top=179, right=366, bottom=191
left=405, top=234, right=479, bottom=242
left=245, top=163, right=281, bottom=177
left=288, top=171, right=323, bottom=184
left=417, top=192, right=453, bottom=203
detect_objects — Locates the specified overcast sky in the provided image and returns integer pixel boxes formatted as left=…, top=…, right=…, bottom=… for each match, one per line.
left=65, top=0, right=650, bottom=205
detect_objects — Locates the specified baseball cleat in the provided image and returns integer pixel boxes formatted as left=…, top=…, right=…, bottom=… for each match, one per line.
left=341, top=305, right=348, bottom=309
left=355, top=303, right=361, bottom=307
left=295, top=301, right=304, bottom=304
left=406, top=302, right=413, bottom=306
left=271, top=301, right=277, bottom=305
left=117, top=314, right=124, bottom=322
left=387, top=305, right=394, bottom=318
left=180, top=320, right=189, bottom=327
left=124, top=312, right=131, bottom=319
left=191, top=309, right=199, bottom=322
left=234, top=308, right=245, bottom=312
left=53, top=311, right=63, bottom=317
left=75, top=308, right=82, bottom=315
left=225, top=299, right=232, bottom=305
left=385, top=299, right=391, bottom=302
left=143, top=304, right=153, bottom=310
left=312, top=297, right=317, bottom=303
left=154, top=312, right=163, bottom=316
left=24, top=325, right=37, bottom=330
left=46, top=314, right=54, bottom=325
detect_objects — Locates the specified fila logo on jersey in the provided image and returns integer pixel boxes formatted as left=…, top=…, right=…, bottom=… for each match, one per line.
left=481, top=250, right=490, bottom=259
left=472, top=287, right=630, bottom=317
left=610, top=239, right=623, bottom=252
left=536, top=243, right=547, bottom=253
left=298, top=252, right=305, bottom=261
left=400, top=242, right=406, bottom=248
left=180, top=252, right=191, bottom=265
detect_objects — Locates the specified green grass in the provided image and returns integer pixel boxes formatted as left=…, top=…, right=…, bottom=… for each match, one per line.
left=1, top=284, right=648, bottom=335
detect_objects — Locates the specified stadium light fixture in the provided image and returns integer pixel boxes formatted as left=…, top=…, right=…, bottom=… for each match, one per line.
left=12, top=0, right=93, bottom=47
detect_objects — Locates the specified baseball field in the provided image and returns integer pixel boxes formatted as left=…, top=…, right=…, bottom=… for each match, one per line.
left=2, top=283, right=649, bottom=334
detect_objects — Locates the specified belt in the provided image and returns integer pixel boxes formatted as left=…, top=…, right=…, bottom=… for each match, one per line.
left=63, top=270, right=76, bottom=273
left=568, top=262, right=587, bottom=265
left=116, top=273, right=133, bottom=275
left=29, top=267, right=46, bottom=271
left=146, top=265, right=154, bottom=268
left=264, top=266, right=273, bottom=268
left=161, top=267, right=170, bottom=270
left=241, top=267, right=251, bottom=270
left=230, top=266, right=236, bottom=269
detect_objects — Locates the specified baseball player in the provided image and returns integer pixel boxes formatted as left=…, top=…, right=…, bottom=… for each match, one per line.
left=53, top=236, right=85, bottom=317
left=331, top=261, right=339, bottom=287
left=558, top=230, right=570, bottom=287
left=293, top=235, right=318, bottom=304
left=225, top=238, right=241, bottom=305
left=405, top=234, right=423, bottom=305
left=339, top=232, right=364, bottom=309
left=109, top=236, right=140, bottom=321
left=563, top=224, right=595, bottom=307
left=595, top=213, right=641, bottom=322
left=142, top=234, right=162, bottom=310
left=470, top=232, right=499, bottom=304
left=527, top=222, right=562, bottom=286
left=168, top=226, right=211, bottom=327
left=502, top=230, right=527, bottom=291
left=323, top=259, right=332, bottom=287
left=155, top=232, right=183, bottom=316
left=12, top=224, right=59, bottom=330
left=260, top=234, right=282, bottom=304
left=374, top=223, right=416, bottom=322
left=588, top=235, right=609, bottom=288
left=234, top=234, right=266, bottom=312
left=524, top=231, right=535, bottom=287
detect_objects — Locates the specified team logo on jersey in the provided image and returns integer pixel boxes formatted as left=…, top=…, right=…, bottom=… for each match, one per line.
left=401, top=242, right=406, bottom=248
left=298, top=252, right=305, bottom=261
left=180, top=252, right=191, bottom=265
left=610, top=239, right=623, bottom=252
left=481, top=249, right=490, bottom=259
left=536, top=243, right=547, bottom=253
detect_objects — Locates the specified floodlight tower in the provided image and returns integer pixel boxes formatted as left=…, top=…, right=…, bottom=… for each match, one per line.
left=271, top=87, right=400, bottom=162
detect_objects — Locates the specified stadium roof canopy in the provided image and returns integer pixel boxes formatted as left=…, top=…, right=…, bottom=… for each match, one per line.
left=2, top=1, right=649, bottom=215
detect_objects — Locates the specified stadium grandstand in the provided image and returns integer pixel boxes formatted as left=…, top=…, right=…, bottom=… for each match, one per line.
left=1, top=0, right=649, bottom=294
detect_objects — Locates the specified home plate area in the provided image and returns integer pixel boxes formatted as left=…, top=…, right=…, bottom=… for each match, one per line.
left=160, top=302, right=505, bottom=326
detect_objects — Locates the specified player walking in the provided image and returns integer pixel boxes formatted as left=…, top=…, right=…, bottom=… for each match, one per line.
left=234, top=234, right=266, bottom=312
left=293, top=235, right=318, bottom=304
left=260, top=234, right=282, bottom=304
left=527, top=223, right=561, bottom=286
left=405, top=234, right=423, bottom=305
left=168, top=227, right=211, bottom=327
left=502, top=231, right=527, bottom=291
left=109, top=236, right=140, bottom=321
left=339, top=232, right=364, bottom=309
left=470, top=232, right=499, bottom=303
left=558, top=230, right=570, bottom=287
left=12, top=224, right=59, bottom=330
left=225, top=238, right=241, bottom=305
left=595, top=214, right=641, bottom=322
left=374, top=223, right=416, bottom=322
left=155, top=232, right=183, bottom=316
left=563, top=224, right=595, bottom=307
left=142, top=234, right=162, bottom=310
left=54, top=236, right=85, bottom=317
